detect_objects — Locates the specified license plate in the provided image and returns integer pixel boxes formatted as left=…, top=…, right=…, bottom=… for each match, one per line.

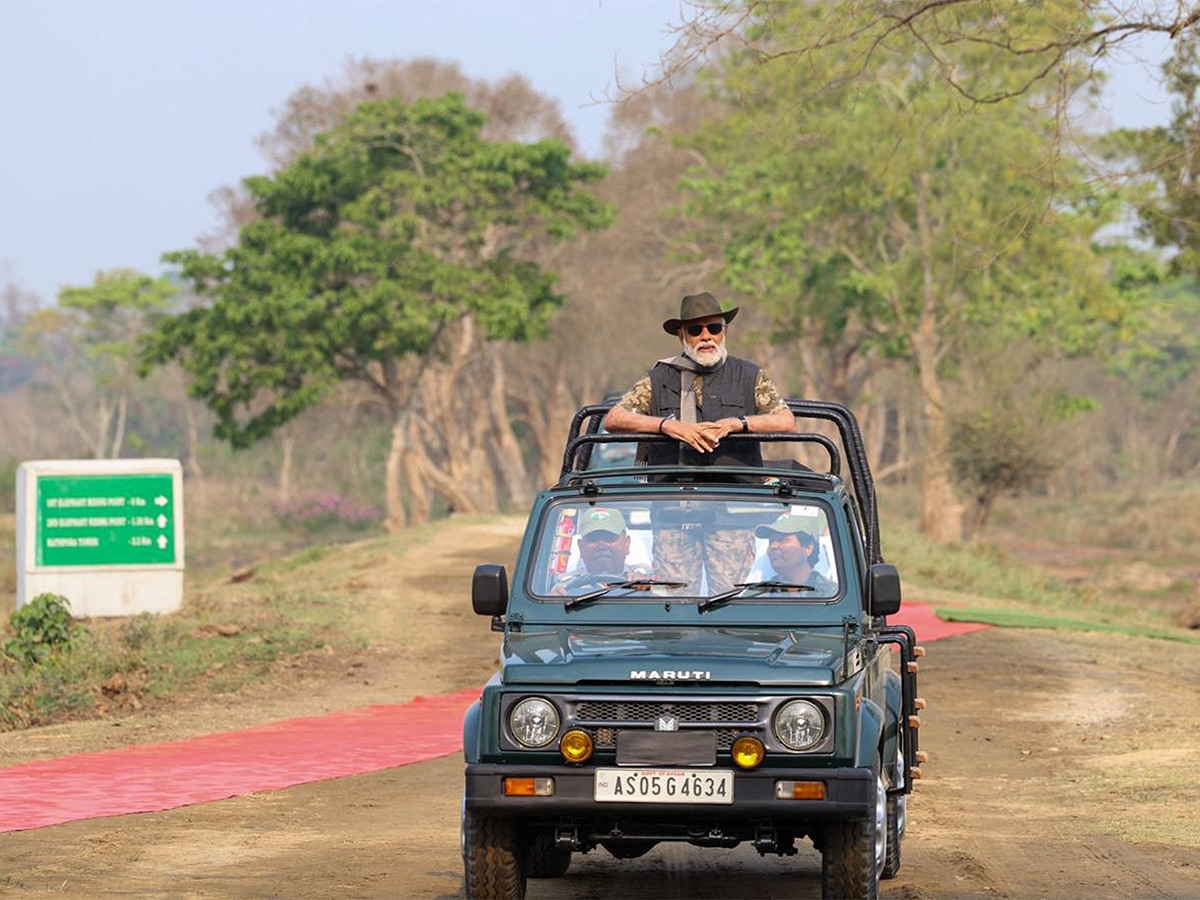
left=594, top=768, right=734, bottom=804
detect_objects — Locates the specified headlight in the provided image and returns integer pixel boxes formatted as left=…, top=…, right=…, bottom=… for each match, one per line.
left=508, top=697, right=560, bottom=748
left=773, top=699, right=826, bottom=751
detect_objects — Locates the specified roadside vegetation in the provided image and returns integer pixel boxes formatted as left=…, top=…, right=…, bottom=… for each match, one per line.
left=883, top=482, right=1200, bottom=635
left=0, top=512, right=436, bottom=731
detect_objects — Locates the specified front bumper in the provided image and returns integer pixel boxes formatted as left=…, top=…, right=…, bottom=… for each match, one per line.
left=464, top=764, right=873, bottom=821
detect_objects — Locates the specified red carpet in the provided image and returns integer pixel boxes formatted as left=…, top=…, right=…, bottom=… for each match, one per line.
left=897, top=600, right=991, bottom=642
left=0, top=687, right=480, bottom=834
left=0, top=603, right=983, bottom=834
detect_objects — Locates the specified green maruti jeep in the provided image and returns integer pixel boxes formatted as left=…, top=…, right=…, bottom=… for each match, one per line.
left=462, top=400, right=922, bottom=900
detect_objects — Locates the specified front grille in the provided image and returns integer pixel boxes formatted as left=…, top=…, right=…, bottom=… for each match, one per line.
left=592, top=726, right=745, bottom=749
left=577, top=700, right=758, bottom=725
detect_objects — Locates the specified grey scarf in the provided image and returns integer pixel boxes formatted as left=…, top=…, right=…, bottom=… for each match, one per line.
left=656, top=354, right=724, bottom=424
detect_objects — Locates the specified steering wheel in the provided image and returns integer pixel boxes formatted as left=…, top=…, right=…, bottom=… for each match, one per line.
left=559, top=571, right=623, bottom=592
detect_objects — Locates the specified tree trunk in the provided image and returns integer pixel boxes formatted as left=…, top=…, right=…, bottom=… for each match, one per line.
left=93, top=398, right=113, bottom=459
left=279, top=433, right=295, bottom=506
left=384, top=412, right=409, bottom=533
left=109, top=394, right=129, bottom=458
left=863, top=396, right=886, bottom=474
left=402, top=413, right=431, bottom=525
left=487, top=348, right=532, bottom=509
left=913, top=172, right=964, bottom=543
left=183, top=399, right=204, bottom=482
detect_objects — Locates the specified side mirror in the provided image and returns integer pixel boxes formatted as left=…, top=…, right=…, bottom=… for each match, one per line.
left=868, top=563, right=902, bottom=617
left=472, top=564, right=509, bottom=617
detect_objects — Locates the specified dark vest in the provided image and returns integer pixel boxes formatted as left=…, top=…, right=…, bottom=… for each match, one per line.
left=647, top=355, right=763, bottom=469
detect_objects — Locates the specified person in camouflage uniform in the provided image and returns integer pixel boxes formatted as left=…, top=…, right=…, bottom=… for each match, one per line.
left=603, top=292, right=795, bottom=595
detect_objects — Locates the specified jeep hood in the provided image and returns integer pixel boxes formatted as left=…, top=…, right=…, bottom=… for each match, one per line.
left=501, top=625, right=847, bottom=687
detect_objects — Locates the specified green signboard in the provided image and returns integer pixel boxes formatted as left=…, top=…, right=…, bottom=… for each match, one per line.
left=36, top=473, right=176, bottom=567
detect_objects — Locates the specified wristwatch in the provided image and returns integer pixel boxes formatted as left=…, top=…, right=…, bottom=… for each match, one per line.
left=739, top=416, right=749, bottom=433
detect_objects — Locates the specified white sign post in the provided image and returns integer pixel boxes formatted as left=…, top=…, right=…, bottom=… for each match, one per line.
left=16, top=459, right=185, bottom=618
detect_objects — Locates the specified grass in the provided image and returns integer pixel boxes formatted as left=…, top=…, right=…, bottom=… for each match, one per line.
left=0, top=512, right=445, bottom=731
left=879, top=486, right=1198, bottom=633
left=989, top=478, right=1200, bottom=557
left=935, top=606, right=1200, bottom=646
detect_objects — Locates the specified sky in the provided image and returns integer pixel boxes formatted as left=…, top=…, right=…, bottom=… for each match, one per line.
left=0, top=0, right=1177, bottom=303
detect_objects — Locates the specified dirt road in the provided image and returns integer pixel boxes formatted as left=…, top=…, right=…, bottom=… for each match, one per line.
left=3, top=520, right=1200, bottom=899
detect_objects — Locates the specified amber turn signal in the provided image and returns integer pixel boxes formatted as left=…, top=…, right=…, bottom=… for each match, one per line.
left=731, top=736, right=765, bottom=769
left=503, top=777, right=554, bottom=796
left=559, top=729, right=594, bottom=764
left=774, top=780, right=826, bottom=800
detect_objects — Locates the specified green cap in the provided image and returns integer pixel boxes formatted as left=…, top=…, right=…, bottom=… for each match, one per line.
left=578, top=507, right=627, bottom=537
left=755, top=513, right=816, bottom=542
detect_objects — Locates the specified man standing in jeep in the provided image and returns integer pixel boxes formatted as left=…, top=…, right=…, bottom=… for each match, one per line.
left=602, top=292, right=794, bottom=463
left=603, top=292, right=795, bottom=592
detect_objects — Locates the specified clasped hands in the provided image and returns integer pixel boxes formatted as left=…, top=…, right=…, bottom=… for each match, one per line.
left=662, top=417, right=744, bottom=454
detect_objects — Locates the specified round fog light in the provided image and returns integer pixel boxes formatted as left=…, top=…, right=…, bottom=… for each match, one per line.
left=559, top=729, right=594, bottom=764
left=732, top=736, right=765, bottom=769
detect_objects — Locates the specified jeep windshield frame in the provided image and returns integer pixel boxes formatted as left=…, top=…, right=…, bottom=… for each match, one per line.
left=559, top=398, right=881, bottom=567
left=523, top=491, right=846, bottom=607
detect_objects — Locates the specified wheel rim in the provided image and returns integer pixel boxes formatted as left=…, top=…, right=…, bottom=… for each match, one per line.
left=874, top=769, right=887, bottom=879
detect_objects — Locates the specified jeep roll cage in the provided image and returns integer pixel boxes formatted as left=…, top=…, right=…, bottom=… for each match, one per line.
left=559, top=398, right=882, bottom=566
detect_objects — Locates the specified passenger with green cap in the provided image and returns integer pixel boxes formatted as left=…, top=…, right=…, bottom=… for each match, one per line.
left=602, top=292, right=795, bottom=595
left=552, top=508, right=649, bottom=594
left=755, top=513, right=839, bottom=596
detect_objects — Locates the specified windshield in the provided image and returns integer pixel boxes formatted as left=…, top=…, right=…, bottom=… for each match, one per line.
left=528, top=497, right=841, bottom=602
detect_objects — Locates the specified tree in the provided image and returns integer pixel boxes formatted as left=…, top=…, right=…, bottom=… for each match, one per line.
left=20, top=270, right=176, bottom=459
left=678, top=2, right=1137, bottom=541
left=657, top=1, right=1200, bottom=137
left=144, top=93, right=612, bottom=531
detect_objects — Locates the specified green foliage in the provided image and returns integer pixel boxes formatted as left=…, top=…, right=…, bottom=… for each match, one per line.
left=18, top=269, right=178, bottom=458
left=23, top=270, right=177, bottom=379
left=1107, top=276, right=1200, bottom=400
left=949, top=411, right=1044, bottom=515
left=678, top=1, right=1137, bottom=369
left=3, top=593, right=82, bottom=666
left=1109, top=36, right=1200, bottom=278
left=144, top=92, right=613, bottom=447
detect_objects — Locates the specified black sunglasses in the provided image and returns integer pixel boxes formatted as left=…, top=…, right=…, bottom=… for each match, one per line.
left=686, top=321, right=725, bottom=337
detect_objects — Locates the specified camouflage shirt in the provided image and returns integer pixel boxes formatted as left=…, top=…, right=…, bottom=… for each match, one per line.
left=617, top=369, right=788, bottom=417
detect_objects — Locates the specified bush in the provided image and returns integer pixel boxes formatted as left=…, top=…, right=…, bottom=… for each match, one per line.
left=273, top=491, right=383, bottom=532
left=3, top=593, right=84, bottom=666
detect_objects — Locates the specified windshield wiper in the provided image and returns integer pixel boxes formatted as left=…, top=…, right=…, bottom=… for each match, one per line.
left=563, top=579, right=688, bottom=610
left=697, top=580, right=814, bottom=613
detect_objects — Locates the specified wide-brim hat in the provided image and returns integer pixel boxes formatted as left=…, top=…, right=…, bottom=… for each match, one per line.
left=662, top=292, right=740, bottom=335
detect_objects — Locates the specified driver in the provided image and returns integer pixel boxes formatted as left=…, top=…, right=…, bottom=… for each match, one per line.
left=552, top=508, right=649, bottom=594
left=755, top=513, right=838, bottom=595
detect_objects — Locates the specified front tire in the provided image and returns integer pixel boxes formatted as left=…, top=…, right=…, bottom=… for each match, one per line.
left=883, top=738, right=906, bottom=879
left=462, top=809, right=527, bottom=899
left=820, top=760, right=885, bottom=899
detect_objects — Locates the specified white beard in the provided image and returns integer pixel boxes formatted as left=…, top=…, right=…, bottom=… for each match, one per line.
left=682, top=339, right=727, bottom=369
